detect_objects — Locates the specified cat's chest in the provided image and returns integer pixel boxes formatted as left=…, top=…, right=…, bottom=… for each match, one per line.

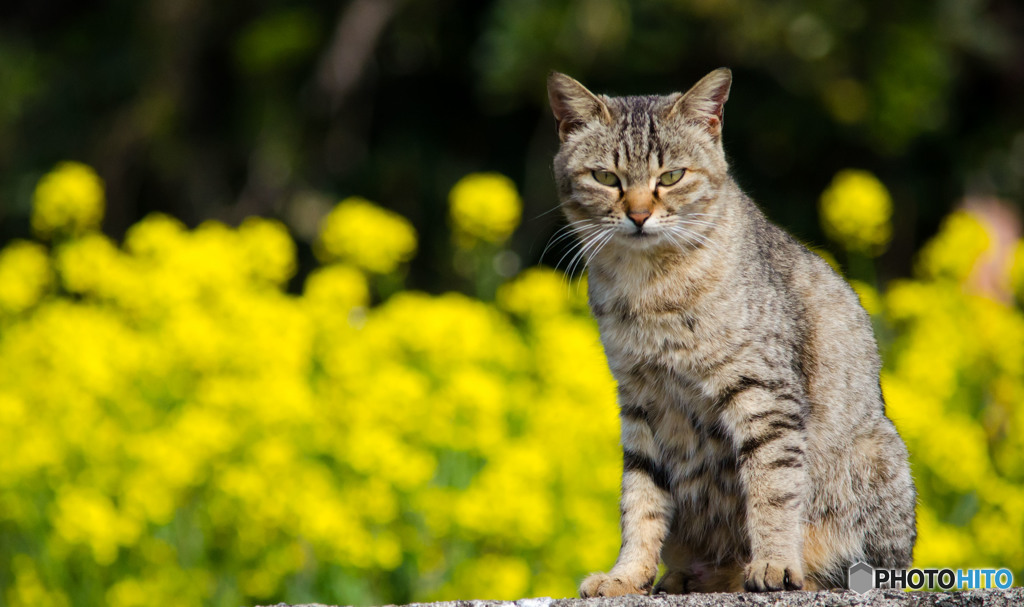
left=591, top=289, right=708, bottom=383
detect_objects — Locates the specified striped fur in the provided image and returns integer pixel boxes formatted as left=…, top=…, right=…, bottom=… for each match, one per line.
left=547, top=69, right=916, bottom=596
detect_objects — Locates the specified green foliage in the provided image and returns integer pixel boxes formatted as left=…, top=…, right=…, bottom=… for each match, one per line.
left=234, top=9, right=323, bottom=76
left=1, top=0, right=1022, bottom=275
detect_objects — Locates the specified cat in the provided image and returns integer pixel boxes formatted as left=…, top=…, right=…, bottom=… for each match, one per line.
left=545, top=68, right=916, bottom=595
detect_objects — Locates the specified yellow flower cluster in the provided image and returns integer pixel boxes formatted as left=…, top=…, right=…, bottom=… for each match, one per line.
left=835, top=204, right=1024, bottom=578
left=316, top=196, right=417, bottom=273
left=1, top=162, right=1021, bottom=606
left=882, top=289, right=1024, bottom=569
left=449, top=173, right=522, bottom=246
left=819, top=169, right=893, bottom=255
left=0, top=241, right=51, bottom=314
left=917, top=210, right=991, bottom=282
left=0, top=165, right=619, bottom=606
left=1011, top=242, right=1024, bottom=303
left=31, top=161, right=106, bottom=238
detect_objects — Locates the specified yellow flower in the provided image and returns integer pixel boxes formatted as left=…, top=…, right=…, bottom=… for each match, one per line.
left=52, top=486, right=142, bottom=565
left=303, top=264, right=370, bottom=313
left=913, top=508, right=974, bottom=569
left=238, top=217, right=296, bottom=286
left=105, top=560, right=210, bottom=607
left=917, top=210, right=990, bottom=282
left=9, top=168, right=1024, bottom=605
left=819, top=169, right=893, bottom=255
left=0, top=240, right=52, bottom=314
left=449, top=173, right=522, bottom=245
left=496, top=267, right=578, bottom=318
left=1011, top=240, right=1024, bottom=302
left=123, top=213, right=187, bottom=258
left=316, top=197, right=417, bottom=273
left=7, top=556, right=69, bottom=607
left=848, top=280, right=881, bottom=316
left=55, top=232, right=127, bottom=297
left=445, top=555, right=531, bottom=600
left=31, top=161, right=105, bottom=238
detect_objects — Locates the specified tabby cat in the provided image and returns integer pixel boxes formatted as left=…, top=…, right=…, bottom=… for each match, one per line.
left=546, top=69, right=916, bottom=595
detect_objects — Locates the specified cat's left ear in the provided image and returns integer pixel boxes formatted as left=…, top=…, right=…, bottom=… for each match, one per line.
left=547, top=72, right=613, bottom=142
left=670, top=68, right=732, bottom=139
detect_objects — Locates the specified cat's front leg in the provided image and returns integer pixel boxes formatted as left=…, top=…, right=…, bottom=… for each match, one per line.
left=580, top=407, right=674, bottom=597
left=720, top=380, right=808, bottom=592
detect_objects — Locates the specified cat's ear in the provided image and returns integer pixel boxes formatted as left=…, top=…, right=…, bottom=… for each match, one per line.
left=547, top=72, right=613, bottom=142
left=670, top=68, right=732, bottom=139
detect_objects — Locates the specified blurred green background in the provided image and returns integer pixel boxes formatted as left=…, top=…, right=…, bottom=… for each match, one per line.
left=1, top=1, right=1023, bottom=606
left=2, top=0, right=1022, bottom=284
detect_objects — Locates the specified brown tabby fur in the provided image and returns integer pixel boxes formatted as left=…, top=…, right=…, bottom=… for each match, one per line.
left=546, top=69, right=916, bottom=596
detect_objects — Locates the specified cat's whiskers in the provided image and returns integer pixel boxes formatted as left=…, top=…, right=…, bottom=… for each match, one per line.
left=559, top=232, right=600, bottom=293
left=670, top=218, right=720, bottom=247
left=578, top=228, right=616, bottom=275
left=568, top=228, right=616, bottom=296
left=664, top=226, right=695, bottom=252
left=685, top=227, right=718, bottom=249
left=554, top=224, right=603, bottom=284
left=532, top=203, right=567, bottom=220
left=572, top=229, right=617, bottom=296
left=541, top=219, right=600, bottom=264
left=544, top=223, right=593, bottom=255
left=669, top=230, right=709, bottom=254
left=565, top=226, right=612, bottom=283
left=667, top=225, right=717, bottom=251
left=675, top=218, right=717, bottom=229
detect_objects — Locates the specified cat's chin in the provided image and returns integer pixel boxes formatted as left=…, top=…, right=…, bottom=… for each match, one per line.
left=611, top=229, right=678, bottom=253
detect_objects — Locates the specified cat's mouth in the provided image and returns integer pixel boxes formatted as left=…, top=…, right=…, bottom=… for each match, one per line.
left=617, top=224, right=669, bottom=248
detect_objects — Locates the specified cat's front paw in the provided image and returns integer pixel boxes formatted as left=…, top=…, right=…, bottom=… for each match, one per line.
left=743, top=559, right=804, bottom=592
left=579, top=572, right=651, bottom=598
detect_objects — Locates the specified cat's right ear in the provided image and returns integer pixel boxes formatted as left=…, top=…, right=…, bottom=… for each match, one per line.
left=670, top=68, right=733, bottom=140
left=547, top=72, right=612, bottom=142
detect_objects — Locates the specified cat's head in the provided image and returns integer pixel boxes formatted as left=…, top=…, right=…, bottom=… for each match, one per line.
left=547, top=69, right=732, bottom=253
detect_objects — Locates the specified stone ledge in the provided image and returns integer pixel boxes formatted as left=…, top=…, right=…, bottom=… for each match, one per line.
left=261, top=587, right=1024, bottom=607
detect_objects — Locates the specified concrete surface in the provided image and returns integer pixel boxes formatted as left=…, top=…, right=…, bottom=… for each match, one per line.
left=260, top=587, right=1024, bottom=607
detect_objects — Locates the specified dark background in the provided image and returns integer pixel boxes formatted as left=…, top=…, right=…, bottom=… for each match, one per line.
left=2, top=0, right=1022, bottom=290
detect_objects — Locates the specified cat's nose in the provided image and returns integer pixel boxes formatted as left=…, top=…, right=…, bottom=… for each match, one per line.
left=628, top=209, right=651, bottom=226
left=624, top=188, right=653, bottom=227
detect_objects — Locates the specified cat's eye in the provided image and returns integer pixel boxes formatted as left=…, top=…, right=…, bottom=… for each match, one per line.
left=592, top=170, right=620, bottom=187
left=659, top=169, right=686, bottom=186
